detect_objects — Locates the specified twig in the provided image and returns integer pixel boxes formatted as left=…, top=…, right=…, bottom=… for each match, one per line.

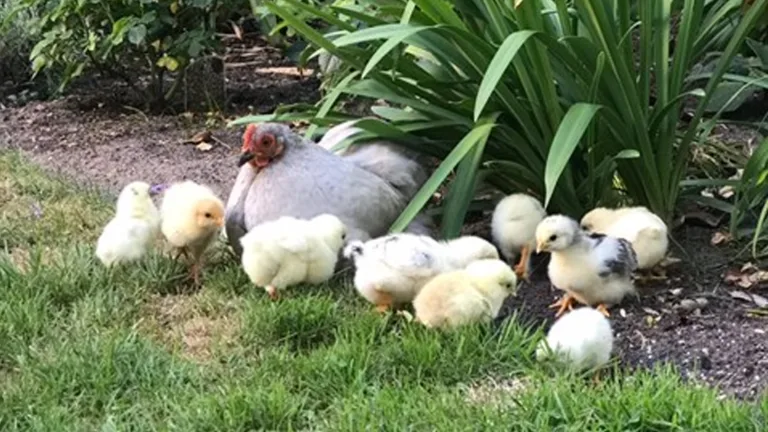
left=121, top=105, right=150, bottom=123
left=209, top=134, right=232, bottom=149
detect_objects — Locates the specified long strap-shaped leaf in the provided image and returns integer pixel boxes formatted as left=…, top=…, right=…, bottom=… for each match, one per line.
left=389, top=117, right=497, bottom=233
left=543, top=103, right=601, bottom=208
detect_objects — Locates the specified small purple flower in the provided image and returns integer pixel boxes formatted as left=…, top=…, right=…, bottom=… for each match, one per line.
left=149, top=183, right=169, bottom=196
left=30, top=201, right=43, bottom=219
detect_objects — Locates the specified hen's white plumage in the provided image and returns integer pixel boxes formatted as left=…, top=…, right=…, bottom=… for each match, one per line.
left=413, top=259, right=518, bottom=328
left=535, top=215, right=638, bottom=316
left=240, top=214, right=346, bottom=298
left=580, top=206, right=668, bottom=269
left=343, top=233, right=498, bottom=310
left=96, top=181, right=160, bottom=266
left=536, top=307, right=614, bottom=371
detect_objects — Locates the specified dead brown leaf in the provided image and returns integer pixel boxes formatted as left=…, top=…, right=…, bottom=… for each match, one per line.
left=730, top=290, right=768, bottom=308
left=710, top=231, right=732, bottom=246
left=182, top=130, right=212, bottom=145
left=195, top=142, right=213, bottom=152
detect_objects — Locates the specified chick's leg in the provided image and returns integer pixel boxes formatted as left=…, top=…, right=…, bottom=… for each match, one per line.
left=373, top=290, right=394, bottom=315
left=595, top=303, right=611, bottom=317
left=265, top=285, right=279, bottom=301
left=513, top=245, right=532, bottom=281
left=548, top=293, right=575, bottom=317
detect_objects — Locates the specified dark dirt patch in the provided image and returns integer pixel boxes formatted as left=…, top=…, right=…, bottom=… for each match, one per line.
left=1, top=33, right=766, bottom=400
left=498, top=225, right=768, bottom=400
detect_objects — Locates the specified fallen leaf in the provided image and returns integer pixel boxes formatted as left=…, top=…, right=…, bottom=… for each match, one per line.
left=752, top=293, right=768, bottom=308
left=741, top=262, right=759, bottom=272
left=729, top=290, right=767, bottom=307
left=642, top=307, right=660, bottom=316
left=196, top=142, right=213, bottom=152
left=730, top=290, right=753, bottom=302
left=182, top=130, right=212, bottom=145
left=710, top=231, right=732, bottom=245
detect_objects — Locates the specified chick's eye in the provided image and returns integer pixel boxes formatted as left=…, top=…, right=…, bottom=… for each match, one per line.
left=204, top=212, right=212, bottom=218
left=341, top=233, right=347, bottom=240
left=549, top=234, right=557, bottom=241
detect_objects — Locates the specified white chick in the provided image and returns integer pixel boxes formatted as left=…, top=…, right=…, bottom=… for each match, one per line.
left=491, top=193, right=547, bottom=280
left=412, top=259, right=518, bottom=329
left=96, top=181, right=160, bottom=266
left=160, top=181, right=225, bottom=285
left=580, top=206, right=668, bottom=271
left=536, top=307, right=613, bottom=373
left=535, top=215, right=638, bottom=317
left=240, top=214, right=346, bottom=299
left=343, top=233, right=498, bottom=313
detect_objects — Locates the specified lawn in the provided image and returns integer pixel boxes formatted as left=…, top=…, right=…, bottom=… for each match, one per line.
left=0, top=149, right=765, bottom=430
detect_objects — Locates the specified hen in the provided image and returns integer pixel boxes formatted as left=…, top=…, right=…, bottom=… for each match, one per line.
left=225, top=123, right=419, bottom=257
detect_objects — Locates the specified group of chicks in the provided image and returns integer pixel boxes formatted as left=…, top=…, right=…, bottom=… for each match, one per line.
left=94, top=179, right=668, bottom=374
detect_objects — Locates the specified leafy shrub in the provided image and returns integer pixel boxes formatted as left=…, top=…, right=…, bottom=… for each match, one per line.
left=731, top=138, right=768, bottom=258
left=232, top=0, right=768, bottom=236
left=0, top=0, right=50, bottom=88
left=23, top=0, right=225, bottom=110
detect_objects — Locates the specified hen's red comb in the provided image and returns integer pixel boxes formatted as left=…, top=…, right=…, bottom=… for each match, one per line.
left=242, top=124, right=257, bottom=151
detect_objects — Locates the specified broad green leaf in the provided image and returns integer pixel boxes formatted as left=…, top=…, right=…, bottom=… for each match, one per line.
left=390, top=119, right=497, bottom=233
left=474, top=30, right=537, bottom=121
left=305, top=71, right=360, bottom=139
left=362, top=26, right=430, bottom=77
left=334, top=23, right=430, bottom=47
left=128, top=24, right=147, bottom=45
left=543, top=103, right=601, bottom=207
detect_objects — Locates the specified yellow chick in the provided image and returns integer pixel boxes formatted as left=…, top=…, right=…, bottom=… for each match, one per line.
left=535, top=215, right=638, bottom=317
left=491, top=193, right=547, bottom=280
left=343, top=234, right=498, bottom=313
left=160, top=180, right=225, bottom=285
left=412, top=259, right=518, bottom=329
left=240, top=214, right=346, bottom=300
left=580, top=206, right=668, bottom=274
left=96, top=181, right=160, bottom=266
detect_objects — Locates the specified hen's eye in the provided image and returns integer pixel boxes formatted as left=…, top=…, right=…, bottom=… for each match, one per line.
left=261, top=135, right=275, bottom=148
left=549, top=234, right=557, bottom=241
left=204, top=212, right=212, bottom=218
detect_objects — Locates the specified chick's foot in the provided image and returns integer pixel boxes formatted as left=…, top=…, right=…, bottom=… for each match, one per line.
left=595, top=303, right=611, bottom=317
left=265, top=285, right=279, bottom=301
left=513, top=246, right=531, bottom=281
left=549, top=293, right=575, bottom=317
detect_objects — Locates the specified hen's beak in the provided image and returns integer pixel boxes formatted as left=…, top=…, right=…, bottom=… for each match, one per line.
left=238, top=151, right=256, bottom=167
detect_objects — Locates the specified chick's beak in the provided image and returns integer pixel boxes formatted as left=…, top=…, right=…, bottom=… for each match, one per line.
left=536, top=241, right=545, bottom=254
left=238, top=151, right=256, bottom=167
left=216, top=217, right=225, bottom=228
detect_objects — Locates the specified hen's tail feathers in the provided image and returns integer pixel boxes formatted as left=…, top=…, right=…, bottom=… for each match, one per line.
left=343, top=241, right=365, bottom=260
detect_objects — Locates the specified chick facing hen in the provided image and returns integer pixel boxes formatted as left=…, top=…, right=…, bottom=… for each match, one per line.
left=535, top=215, right=638, bottom=317
left=536, top=307, right=614, bottom=375
left=343, top=233, right=498, bottom=313
left=160, top=181, right=225, bottom=285
left=491, top=193, right=547, bottom=280
left=96, top=181, right=160, bottom=266
left=580, top=206, right=669, bottom=279
left=413, top=259, right=518, bottom=329
left=240, top=214, right=346, bottom=299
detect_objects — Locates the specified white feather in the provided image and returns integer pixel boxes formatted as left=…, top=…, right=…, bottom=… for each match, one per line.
left=536, top=307, right=613, bottom=371
left=96, top=182, right=160, bottom=266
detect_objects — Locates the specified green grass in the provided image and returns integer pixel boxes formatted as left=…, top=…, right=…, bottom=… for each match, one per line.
left=0, top=150, right=766, bottom=431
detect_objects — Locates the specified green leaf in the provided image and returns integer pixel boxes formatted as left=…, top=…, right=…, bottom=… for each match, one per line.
left=128, top=24, right=147, bottom=46
left=474, top=30, right=538, bottom=121
left=389, top=118, right=497, bottom=234
left=362, top=26, right=430, bottom=77
left=156, top=55, right=180, bottom=71
left=543, top=103, right=601, bottom=208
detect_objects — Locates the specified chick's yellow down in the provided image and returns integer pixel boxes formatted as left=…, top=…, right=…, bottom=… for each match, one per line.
left=343, top=234, right=498, bottom=313
left=160, top=181, right=225, bottom=285
left=535, top=215, right=638, bottom=317
left=491, top=193, right=547, bottom=280
left=240, top=214, right=346, bottom=299
left=413, top=259, right=518, bottom=329
left=580, top=206, right=668, bottom=271
left=96, top=181, right=160, bottom=266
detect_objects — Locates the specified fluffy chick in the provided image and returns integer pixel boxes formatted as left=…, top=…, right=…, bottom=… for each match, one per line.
left=580, top=206, right=668, bottom=274
left=343, top=234, right=498, bottom=313
left=536, top=307, right=613, bottom=374
left=535, top=215, right=638, bottom=317
left=96, top=181, right=160, bottom=266
left=160, top=181, right=225, bottom=285
left=240, top=214, right=346, bottom=299
left=413, top=259, right=518, bottom=329
left=491, top=193, right=547, bottom=280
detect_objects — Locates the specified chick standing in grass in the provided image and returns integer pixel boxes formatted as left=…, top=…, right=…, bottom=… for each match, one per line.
left=535, top=215, right=638, bottom=317
left=536, top=307, right=614, bottom=374
left=412, top=259, right=518, bottom=329
left=343, top=233, right=499, bottom=313
left=491, top=193, right=547, bottom=280
left=96, top=181, right=160, bottom=266
left=580, top=206, right=669, bottom=279
left=160, top=181, right=225, bottom=286
left=240, top=214, right=346, bottom=300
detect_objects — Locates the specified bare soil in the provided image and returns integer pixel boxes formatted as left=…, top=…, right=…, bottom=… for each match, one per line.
left=1, top=34, right=766, bottom=400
